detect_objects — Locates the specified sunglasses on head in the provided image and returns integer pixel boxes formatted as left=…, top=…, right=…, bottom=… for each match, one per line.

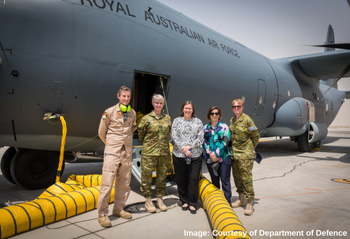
left=210, top=112, right=220, bottom=116
left=232, top=105, right=242, bottom=109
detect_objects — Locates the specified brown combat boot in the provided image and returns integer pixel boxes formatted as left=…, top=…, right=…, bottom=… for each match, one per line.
left=231, top=193, right=246, bottom=208
left=156, top=196, right=167, bottom=212
left=244, top=200, right=254, bottom=215
left=145, top=197, right=156, bottom=213
left=98, top=215, right=111, bottom=227
left=113, top=209, right=132, bottom=219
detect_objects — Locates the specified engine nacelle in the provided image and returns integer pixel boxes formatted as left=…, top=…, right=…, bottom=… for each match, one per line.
left=309, top=122, right=328, bottom=143
left=262, top=97, right=309, bottom=137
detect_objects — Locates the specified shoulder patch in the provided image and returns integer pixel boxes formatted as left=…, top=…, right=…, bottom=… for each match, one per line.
left=102, top=112, right=108, bottom=119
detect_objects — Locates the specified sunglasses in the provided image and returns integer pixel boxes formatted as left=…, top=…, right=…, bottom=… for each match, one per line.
left=210, top=112, right=220, bottom=116
left=232, top=105, right=242, bottom=109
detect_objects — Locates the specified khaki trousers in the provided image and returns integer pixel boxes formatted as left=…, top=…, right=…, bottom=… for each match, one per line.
left=97, top=148, right=132, bottom=217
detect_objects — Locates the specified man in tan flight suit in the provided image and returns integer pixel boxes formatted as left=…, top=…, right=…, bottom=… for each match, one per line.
left=97, top=85, right=137, bottom=228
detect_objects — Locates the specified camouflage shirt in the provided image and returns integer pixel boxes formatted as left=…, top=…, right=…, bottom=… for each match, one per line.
left=229, top=113, right=260, bottom=160
left=137, top=111, right=171, bottom=156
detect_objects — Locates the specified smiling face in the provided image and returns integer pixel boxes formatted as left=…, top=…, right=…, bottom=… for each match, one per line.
left=232, top=101, right=244, bottom=115
left=117, top=90, right=131, bottom=106
left=210, top=109, right=220, bottom=122
left=182, top=103, right=193, bottom=119
left=152, top=99, right=164, bottom=113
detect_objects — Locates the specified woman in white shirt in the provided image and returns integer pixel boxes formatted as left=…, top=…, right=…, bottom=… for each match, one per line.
left=171, top=101, right=204, bottom=214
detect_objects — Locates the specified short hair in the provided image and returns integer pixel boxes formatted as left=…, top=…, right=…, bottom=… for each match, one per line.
left=231, top=99, right=243, bottom=106
left=207, top=106, right=222, bottom=120
left=152, top=94, right=165, bottom=103
left=180, top=101, right=196, bottom=118
left=117, top=85, right=131, bottom=96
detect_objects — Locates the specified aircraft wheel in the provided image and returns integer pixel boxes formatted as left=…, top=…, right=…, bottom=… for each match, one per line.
left=10, top=149, right=62, bottom=190
left=296, top=125, right=314, bottom=152
left=313, top=141, right=322, bottom=148
left=0, top=147, right=17, bottom=184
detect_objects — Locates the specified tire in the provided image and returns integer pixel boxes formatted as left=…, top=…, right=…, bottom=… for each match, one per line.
left=10, top=149, right=62, bottom=190
left=1, top=147, right=17, bottom=184
left=296, top=130, right=313, bottom=152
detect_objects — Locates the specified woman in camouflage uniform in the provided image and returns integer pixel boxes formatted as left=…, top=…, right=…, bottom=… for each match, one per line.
left=137, top=94, right=171, bottom=213
left=229, top=99, right=260, bottom=216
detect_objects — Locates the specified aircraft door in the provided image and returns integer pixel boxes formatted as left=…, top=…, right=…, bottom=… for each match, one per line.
left=131, top=71, right=170, bottom=120
left=253, top=79, right=266, bottom=116
left=131, top=71, right=174, bottom=187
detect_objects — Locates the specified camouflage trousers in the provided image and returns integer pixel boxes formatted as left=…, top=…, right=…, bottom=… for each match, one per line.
left=140, top=155, right=170, bottom=197
left=232, top=158, right=255, bottom=200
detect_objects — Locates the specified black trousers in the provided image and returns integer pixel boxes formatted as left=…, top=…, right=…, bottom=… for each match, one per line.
left=173, top=154, right=202, bottom=207
left=206, top=155, right=232, bottom=204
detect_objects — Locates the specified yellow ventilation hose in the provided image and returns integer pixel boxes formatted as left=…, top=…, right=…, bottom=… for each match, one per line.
left=56, top=116, right=67, bottom=183
left=199, top=175, right=251, bottom=239
left=0, top=175, right=115, bottom=239
left=0, top=116, right=116, bottom=239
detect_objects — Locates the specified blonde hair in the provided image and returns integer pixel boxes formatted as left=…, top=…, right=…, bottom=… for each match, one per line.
left=152, top=94, right=165, bottom=103
left=231, top=99, right=243, bottom=106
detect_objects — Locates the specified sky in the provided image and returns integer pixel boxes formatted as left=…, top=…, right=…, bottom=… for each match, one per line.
left=156, top=0, right=350, bottom=127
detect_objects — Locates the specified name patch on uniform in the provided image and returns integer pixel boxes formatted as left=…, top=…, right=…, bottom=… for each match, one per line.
left=117, top=111, right=123, bottom=118
left=250, top=126, right=255, bottom=131
left=102, top=112, right=108, bottom=119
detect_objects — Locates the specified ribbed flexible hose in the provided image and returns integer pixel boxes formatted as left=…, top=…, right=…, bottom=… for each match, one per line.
left=199, top=175, right=251, bottom=239
left=56, top=116, right=67, bottom=183
left=0, top=175, right=115, bottom=239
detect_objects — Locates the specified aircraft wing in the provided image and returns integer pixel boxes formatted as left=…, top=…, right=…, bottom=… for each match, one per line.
left=275, top=50, right=350, bottom=79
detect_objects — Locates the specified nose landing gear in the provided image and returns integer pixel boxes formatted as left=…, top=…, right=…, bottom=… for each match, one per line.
left=296, top=124, right=320, bottom=152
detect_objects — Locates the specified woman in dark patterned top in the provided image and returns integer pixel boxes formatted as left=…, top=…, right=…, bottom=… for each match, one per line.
left=202, top=106, right=232, bottom=204
left=171, top=101, right=204, bottom=214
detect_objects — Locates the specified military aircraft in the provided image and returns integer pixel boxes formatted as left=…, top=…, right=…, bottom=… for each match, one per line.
left=0, top=0, right=349, bottom=190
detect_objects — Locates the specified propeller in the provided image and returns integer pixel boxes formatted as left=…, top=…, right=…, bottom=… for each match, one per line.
left=308, top=43, right=350, bottom=50
left=324, top=62, right=350, bottom=94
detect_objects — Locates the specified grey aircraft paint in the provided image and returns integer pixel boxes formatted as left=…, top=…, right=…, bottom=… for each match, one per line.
left=0, top=0, right=349, bottom=189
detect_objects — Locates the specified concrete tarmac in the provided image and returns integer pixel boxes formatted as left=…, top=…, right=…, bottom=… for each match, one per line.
left=1, top=128, right=349, bottom=239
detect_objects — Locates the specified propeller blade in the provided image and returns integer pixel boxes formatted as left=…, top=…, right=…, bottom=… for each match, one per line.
left=308, top=43, right=350, bottom=50
left=324, top=62, right=350, bottom=94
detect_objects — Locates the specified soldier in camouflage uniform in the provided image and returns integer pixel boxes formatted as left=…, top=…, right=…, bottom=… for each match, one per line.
left=229, top=99, right=260, bottom=216
left=138, top=94, right=171, bottom=213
